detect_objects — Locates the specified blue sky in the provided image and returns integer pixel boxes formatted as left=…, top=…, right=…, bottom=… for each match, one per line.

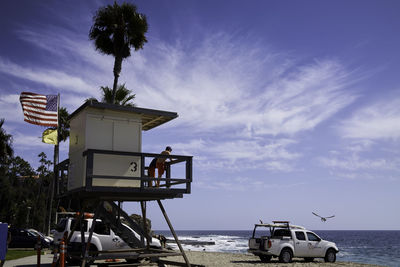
left=0, top=0, right=399, bottom=230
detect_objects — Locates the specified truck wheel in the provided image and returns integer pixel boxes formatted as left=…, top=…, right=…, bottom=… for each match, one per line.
left=259, top=255, right=272, bottom=262
left=324, top=248, right=336, bottom=263
left=66, top=257, right=80, bottom=265
left=279, top=248, right=292, bottom=263
left=88, top=244, right=98, bottom=264
left=304, top=257, right=314, bottom=262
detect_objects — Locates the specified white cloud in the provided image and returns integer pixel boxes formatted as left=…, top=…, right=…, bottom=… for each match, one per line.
left=322, top=98, right=400, bottom=179
left=122, top=37, right=359, bottom=138
left=163, top=139, right=207, bottom=156
left=207, top=139, right=300, bottom=162
left=0, top=58, right=92, bottom=94
left=12, top=132, right=45, bottom=149
left=3, top=23, right=359, bottom=139
left=0, top=94, right=23, bottom=123
left=264, top=161, right=294, bottom=172
left=0, top=25, right=119, bottom=115
left=166, top=138, right=300, bottom=172
left=332, top=172, right=381, bottom=180
left=195, top=175, right=306, bottom=191
left=2, top=23, right=362, bottom=177
left=339, top=97, right=400, bottom=140
left=345, top=140, right=375, bottom=153
left=15, top=27, right=113, bottom=74
left=319, top=154, right=400, bottom=171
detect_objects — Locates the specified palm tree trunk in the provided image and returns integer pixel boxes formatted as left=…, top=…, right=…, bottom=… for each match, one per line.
left=112, top=56, right=123, bottom=104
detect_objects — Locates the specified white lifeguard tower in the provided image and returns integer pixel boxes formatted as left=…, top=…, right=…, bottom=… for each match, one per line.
left=56, top=100, right=194, bottom=266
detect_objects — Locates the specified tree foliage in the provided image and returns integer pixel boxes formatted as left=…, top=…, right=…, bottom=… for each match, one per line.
left=0, top=118, right=13, bottom=167
left=86, top=84, right=136, bottom=107
left=0, top=116, right=70, bottom=232
left=0, top=152, right=46, bottom=230
left=58, top=107, right=70, bottom=143
left=89, top=1, right=148, bottom=104
left=101, top=84, right=136, bottom=106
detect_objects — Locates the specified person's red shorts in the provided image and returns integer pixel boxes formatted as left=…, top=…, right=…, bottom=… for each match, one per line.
left=156, top=162, right=165, bottom=177
left=148, top=166, right=155, bottom=177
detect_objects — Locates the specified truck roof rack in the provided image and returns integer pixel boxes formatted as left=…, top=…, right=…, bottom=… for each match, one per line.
left=255, top=221, right=305, bottom=230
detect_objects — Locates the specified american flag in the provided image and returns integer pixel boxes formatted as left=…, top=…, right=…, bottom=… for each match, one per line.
left=19, top=92, right=58, bottom=127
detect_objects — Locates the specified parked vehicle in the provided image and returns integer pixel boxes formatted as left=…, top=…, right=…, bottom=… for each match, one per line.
left=8, top=228, right=50, bottom=248
left=53, top=215, right=159, bottom=264
left=248, top=221, right=339, bottom=263
left=27, top=228, right=53, bottom=244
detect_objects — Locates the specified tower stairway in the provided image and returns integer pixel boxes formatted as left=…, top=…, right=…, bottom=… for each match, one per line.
left=96, top=200, right=148, bottom=249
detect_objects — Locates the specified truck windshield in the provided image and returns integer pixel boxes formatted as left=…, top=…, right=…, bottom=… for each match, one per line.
left=56, top=219, right=67, bottom=232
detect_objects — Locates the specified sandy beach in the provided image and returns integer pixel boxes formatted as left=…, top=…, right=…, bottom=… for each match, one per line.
left=164, top=251, right=386, bottom=267
left=2, top=250, right=386, bottom=267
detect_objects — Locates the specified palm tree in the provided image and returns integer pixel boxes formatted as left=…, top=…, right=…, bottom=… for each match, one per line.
left=101, top=84, right=136, bottom=106
left=57, top=107, right=70, bottom=143
left=0, top=118, right=13, bottom=166
left=45, top=107, right=69, bottom=235
left=89, top=2, right=148, bottom=104
left=86, top=84, right=136, bottom=107
left=43, top=107, right=70, bottom=145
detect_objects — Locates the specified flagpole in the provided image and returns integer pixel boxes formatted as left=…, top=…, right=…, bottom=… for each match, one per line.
left=47, top=93, right=60, bottom=235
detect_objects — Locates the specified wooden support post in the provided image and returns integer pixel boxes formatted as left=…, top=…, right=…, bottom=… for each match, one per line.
left=186, top=158, right=192, bottom=194
left=85, top=150, right=94, bottom=190
left=79, top=215, right=86, bottom=265
left=51, top=246, right=58, bottom=267
left=80, top=201, right=101, bottom=267
left=166, top=163, right=171, bottom=188
left=157, top=200, right=190, bottom=267
left=141, top=154, right=146, bottom=188
left=35, top=235, right=41, bottom=267
left=66, top=205, right=84, bottom=244
left=117, top=201, right=121, bottom=223
left=140, top=201, right=151, bottom=249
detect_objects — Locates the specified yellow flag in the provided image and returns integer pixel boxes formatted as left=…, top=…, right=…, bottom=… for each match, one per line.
left=42, top=129, right=58, bottom=145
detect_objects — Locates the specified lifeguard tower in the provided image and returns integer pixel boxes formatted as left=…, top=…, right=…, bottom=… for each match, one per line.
left=56, top=100, right=194, bottom=266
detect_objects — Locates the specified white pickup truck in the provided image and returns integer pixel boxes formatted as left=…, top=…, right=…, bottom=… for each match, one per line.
left=54, top=216, right=160, bottom=264
left=248, top=221, right=339, bottom=263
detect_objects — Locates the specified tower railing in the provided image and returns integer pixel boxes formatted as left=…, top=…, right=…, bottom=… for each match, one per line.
left=56, top=149, right=192, bottom=198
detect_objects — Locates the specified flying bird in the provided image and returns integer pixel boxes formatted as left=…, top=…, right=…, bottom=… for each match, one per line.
left=312, top=212, right=335, bottom=222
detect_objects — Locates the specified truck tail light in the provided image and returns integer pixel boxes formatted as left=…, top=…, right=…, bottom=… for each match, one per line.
left=75, top=212, right=94, bottom=219
left=268, top=240, right=272, bottom=248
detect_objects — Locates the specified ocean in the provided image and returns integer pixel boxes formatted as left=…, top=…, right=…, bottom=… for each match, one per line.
left=156, top=230, right=400, bottom=267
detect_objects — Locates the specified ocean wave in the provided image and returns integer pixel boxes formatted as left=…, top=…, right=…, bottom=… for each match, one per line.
left=156, top=230, right=400, bottom=267
left=164, top=234, right=248, bottom=253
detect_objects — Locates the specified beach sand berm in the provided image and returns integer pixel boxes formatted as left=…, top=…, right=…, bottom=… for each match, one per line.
left=165, top=251, right=385, bottom=267
left=3, top=251, right=385, bottom=266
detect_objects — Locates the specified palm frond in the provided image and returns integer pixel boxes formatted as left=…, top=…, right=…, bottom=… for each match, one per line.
left=99, top=84, right=135, bottom=106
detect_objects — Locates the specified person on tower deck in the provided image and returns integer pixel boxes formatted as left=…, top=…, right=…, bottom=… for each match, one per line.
left=148, top=146, right=172, bottom=187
